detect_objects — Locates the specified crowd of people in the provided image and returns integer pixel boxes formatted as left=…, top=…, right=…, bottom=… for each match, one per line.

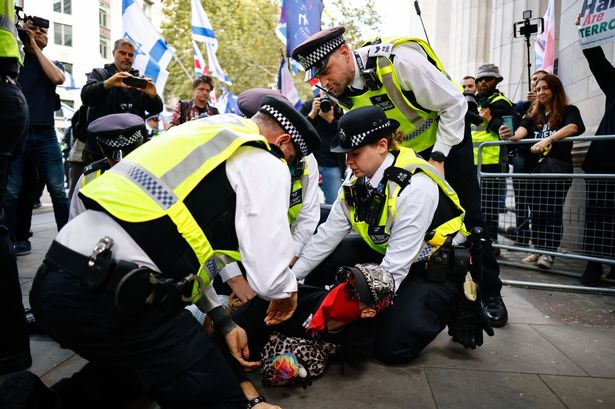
left=0, top=3, right=613, bottom=408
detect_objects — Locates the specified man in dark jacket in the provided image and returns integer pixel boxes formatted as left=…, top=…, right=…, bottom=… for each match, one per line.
left=80, top=38, right=162, bottom=162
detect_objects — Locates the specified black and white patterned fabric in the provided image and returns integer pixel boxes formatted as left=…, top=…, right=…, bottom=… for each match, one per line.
left=344, top=120, right=394, bottom=148
left=113, top=161, right=178, bottom=210
left=260, top=103, right=309, bottom=157
left=98, top=129, right=143, bottom=148
left=295, top=34, right=345, bottom=70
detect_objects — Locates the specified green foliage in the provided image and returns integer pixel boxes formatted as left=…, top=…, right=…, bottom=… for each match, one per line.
left=161, top=0, right=381, bottom=104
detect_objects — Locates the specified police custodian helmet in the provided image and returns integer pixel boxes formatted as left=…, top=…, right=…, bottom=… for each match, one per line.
left=87, top=113, right=146, bottom=162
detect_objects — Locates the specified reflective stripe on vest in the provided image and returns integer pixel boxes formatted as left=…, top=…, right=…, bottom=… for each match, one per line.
left=288, top=157, right=309, bottom=225
left=471, top=93, right=512, bottom=165
left=82, top=169, right=104, bottom=187
left=341, top=37, right=460, bottom=153
left=0, top=7, right=24, bottom=64
left=340, top=147, right=467, bottom=254
left=80, top=114, right=270, bottom=300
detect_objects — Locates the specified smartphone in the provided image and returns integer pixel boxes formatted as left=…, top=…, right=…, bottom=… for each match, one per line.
left=501, top=115, right=514, bottom=133
left=122, top=76, right=148, bottom=89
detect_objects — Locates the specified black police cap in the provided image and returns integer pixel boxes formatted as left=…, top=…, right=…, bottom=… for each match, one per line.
left=258, top=95, right=321, bottom=157
left=87, top=113, right=145, bottom=161
left=331, top=106, right=400, bottom=153
left=237, top=88, right=289, bottom=118
left=291, top=26, right=346, bottom=79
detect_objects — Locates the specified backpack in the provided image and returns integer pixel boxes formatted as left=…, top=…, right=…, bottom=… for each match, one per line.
left=73, top=105, right=93, bottom=143
left=260, top=332, right=337, bottom=387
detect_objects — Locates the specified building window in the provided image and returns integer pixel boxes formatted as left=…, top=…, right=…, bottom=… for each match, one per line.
left=53, top=0, right=72, bottom=15
left=99, top=6, right=109, bottom=29
left=54, top=23, right=72, bottom=47
left=100, top=38, right=109, bottom=59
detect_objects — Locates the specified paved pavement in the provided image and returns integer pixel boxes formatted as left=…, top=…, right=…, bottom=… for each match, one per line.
left=9, top=206, right=615, bottom=409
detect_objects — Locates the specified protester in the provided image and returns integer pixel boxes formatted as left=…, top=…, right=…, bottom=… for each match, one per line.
left=80, top=38, right=163, bottom=162
left=6, top=18, right=68, bottom=256
left=500, top=74, right=585, bottom=269
left=170, top=75, right=219, bottom=126
left=292, top=106, right=493, bottom=364
left=291, top=26, right=507, bottom=328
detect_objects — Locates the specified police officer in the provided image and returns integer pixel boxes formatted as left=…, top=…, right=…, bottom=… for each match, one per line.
left=0, top=0, right=31, bottom=376
left=471, top=64, right=518, bottom=246
left=210, top=88, right=321, bottom=303
left=292, top=106, right=493, bottom=364
left=29, top=96, right=321, bottom=408
left=69, top=112, right=145, bottom=219
left=291, top=26, right=508, bottom=327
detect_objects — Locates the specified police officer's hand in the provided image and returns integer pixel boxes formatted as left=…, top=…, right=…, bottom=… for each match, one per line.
left=264, top=291, right=298, bottom=326
left=225, top=325, right=260, bottom=370
left=227, top=275, right=257, bottom=304
left=448, top=296, right=494, bottom=349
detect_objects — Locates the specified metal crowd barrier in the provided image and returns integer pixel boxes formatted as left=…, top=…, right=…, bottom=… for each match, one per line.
left=476, top=135, right=615, bottom=294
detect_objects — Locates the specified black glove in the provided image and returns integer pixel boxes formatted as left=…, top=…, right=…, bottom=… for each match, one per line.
left=448, top=296, right=494, bottom=349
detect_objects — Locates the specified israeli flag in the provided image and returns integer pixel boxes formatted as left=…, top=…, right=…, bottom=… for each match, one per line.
left=191, top=0, right=232, bottom=84
left=216, top=88, right=239, bottom=114
left=278, top=57, right=302, bottom=110
left=122, top=0, right=175, bottom=95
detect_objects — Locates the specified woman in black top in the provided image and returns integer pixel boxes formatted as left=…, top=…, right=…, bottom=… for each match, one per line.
left=500, top=74, right=585, bottom=269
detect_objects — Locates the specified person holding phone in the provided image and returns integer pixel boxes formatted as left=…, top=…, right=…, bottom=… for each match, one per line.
left=470, top=64, right=519, bottom=259
left=81, top=38, right=163, bottom=163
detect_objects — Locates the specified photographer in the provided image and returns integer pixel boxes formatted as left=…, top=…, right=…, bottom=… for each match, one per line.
left=5, top=11, right=69, bottom=257
left=301, top=90, right=345, bottom=205
left=81, top=38, right=162, bottom=162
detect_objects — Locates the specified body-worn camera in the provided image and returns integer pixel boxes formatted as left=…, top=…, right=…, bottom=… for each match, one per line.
left=319, top=95, right=332, bottom=113
left=15, top=6, right=49, bottom=45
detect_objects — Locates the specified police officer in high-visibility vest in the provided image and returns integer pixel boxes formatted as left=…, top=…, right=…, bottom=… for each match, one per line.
left=292, top=106, right=494, bottom=363
left=0, top=0, right=32, bottom=376
left=68, top=113, right=145, bottom=219
left=291, top=26, right=508, bottom=328
left=203, top=88, right=321, bottom=304
left=29, top=96, right=321, bottom=408
left=471, top=64, right=519, bottom=247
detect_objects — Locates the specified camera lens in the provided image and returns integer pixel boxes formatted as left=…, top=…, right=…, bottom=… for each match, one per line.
left=320, top=97, right=332, bottom=113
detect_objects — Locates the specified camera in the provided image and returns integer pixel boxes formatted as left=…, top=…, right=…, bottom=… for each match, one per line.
left=14, top=6, right=49, bottom=45
left=319, top=95, right=332, bottom=113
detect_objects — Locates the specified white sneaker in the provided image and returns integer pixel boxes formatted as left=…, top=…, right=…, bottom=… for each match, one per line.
left=537, top=255, right=554, bottom=269
left=521, top=253, right=539, bottom=264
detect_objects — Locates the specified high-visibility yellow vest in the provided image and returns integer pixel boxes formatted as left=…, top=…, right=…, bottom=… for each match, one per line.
left=0, top=1, right=24, bottom=65
left=471, top=92, right=513, bottom=165
left=80, top=114, right=272, bottom=301
left=340, top=147, right=467, bottom=255
left=338, top=37, right=461, bottom=153
left=287, top=157, right=309, bottom=224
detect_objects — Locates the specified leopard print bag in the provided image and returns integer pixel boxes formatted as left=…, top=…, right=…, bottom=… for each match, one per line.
left=260, top=331, right=337, bottom=387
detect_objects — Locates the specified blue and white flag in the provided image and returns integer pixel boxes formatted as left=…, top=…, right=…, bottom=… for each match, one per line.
left=122, top=0, right=175, bottom=95
left=278, top=57, right=302, bottom=110
left=216, top=88, right=239, bottom=114
left=60, top=71, right=80, bottom=90
left=193, top=40, right=207, bottom=78
left=191, top=0, right=231, bottom=84
left=283, top=0, right=324, bottom=57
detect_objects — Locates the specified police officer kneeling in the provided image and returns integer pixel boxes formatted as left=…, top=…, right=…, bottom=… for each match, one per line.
left=292, top=106, right=493, bottom=364
left=29, top=96, right=320, bottom=408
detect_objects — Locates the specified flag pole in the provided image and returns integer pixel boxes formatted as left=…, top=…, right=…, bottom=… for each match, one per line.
left=173, top=54, right=193, bottom=81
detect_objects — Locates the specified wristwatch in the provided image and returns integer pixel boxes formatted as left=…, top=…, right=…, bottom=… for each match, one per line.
left=430, top=151, right=446, bottom=163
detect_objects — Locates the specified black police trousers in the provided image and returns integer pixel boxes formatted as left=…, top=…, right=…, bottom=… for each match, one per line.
left=420, top=123, right=503, bottom=297
left=30, top=261, right=246, bottom=409
left=304, top=235, right=459, bottom=364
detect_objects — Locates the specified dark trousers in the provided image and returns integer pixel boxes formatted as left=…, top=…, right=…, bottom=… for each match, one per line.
left=511, top=152, right=532, bottom=245
left=529, top=177, right=571, bottom=252
left=30, top=262, right=246, bottom=409
left=300, top=236, right=458, bottom=364
left=420, top=124, right=502, bottom=296
left=0, top=78, right=30, bottom=368
left=479, top=164, right=503, bottom=243
left=584, top=178, right=615, bottom=258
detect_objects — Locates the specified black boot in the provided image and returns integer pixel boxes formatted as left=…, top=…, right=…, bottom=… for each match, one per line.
left=482, top=294, right=508, bottom=328
left=581, top=261, right=603, bottom=286
left=0, top=371, right=59, bottom=409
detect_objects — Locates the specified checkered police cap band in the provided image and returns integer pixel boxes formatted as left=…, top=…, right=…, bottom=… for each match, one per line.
left=296, top=34, right=346, bottom=70
left=346, top=120, right=393, bottom=148
left=98, top=129, right=143, bottom=148
left=261, top=104, right=309, bottom=157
